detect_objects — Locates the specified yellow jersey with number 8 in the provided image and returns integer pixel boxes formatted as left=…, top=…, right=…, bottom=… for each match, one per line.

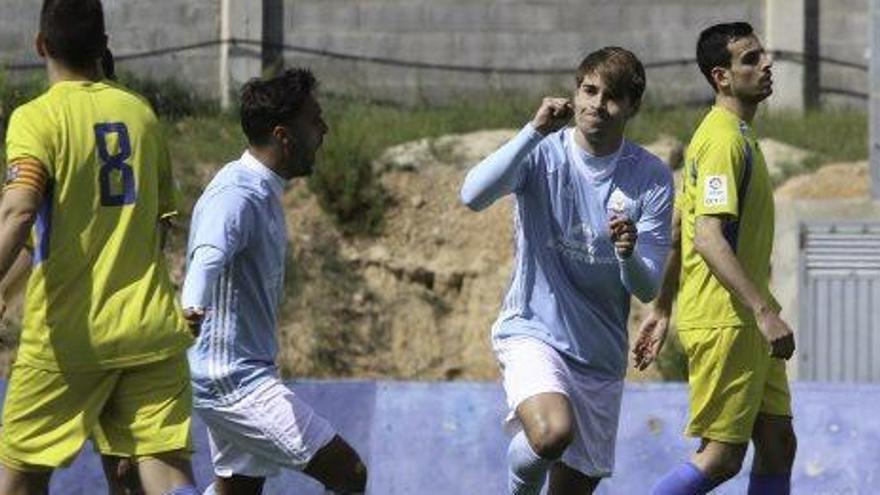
left=4, top=80, right=192, bottom=371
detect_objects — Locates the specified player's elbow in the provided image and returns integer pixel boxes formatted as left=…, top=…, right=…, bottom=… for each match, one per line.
left=694, top=232, right=723, bottom=262
left=0, top=203, right=37, bottom=233
left=459, top=183, right=487, bottom=212
left=693, top=215, right=728, bottom=258
left=693, top=228, right=715, bottom=258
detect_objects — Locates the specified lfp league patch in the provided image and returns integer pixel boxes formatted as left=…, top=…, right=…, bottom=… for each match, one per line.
left=704, top=175, right=728, bottom=207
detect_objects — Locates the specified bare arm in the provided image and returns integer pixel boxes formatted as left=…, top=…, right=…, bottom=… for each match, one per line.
left=0, top=248, right=32, bottom=320
left=694, top=214, right=794, bottom=359
left=654, top=208, right=682, bottom=315
left=0, top=189, right=41, bottom=284
left=633, top=208, right=681, bottom=370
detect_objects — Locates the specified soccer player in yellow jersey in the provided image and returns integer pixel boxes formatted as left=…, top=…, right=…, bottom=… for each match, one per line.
left=0, top=1, right=198, bottom=494
left=634, top=22, right=797, bottom=495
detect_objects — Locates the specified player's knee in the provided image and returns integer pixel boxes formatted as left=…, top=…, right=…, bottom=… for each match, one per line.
left=704, top=448, right=745, bottom=481
left=528, top=421, right=574, bottom=460
left=754, top=416, right=797, bottom=469
left=718, top=456, right=745, bottom=481
left=0, top=468, right=52, bottom=495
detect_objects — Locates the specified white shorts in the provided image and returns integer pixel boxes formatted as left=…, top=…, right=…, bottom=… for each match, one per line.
left=494, top=336, right=624, bottom=478
left=196, top=378, right=337, bottom=478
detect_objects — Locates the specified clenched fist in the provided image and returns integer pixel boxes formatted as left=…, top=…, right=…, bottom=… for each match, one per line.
left=531, top=97, right=574, bottom=135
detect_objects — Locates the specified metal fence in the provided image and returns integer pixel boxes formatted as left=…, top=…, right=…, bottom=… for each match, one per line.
left=798, top=221, right=880, bottom=381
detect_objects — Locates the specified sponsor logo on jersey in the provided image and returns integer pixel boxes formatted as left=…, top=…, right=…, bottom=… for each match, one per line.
left=704, top=175, right=728, bottom=207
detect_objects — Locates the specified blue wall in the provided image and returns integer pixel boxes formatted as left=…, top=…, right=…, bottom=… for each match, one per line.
left=2, top=381, right=874, bottom=494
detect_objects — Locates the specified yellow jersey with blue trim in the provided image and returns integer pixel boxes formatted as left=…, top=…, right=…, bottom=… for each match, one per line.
left=3, top=80, right=192, bottom=371
left=676, top=106, right=779, bottom=330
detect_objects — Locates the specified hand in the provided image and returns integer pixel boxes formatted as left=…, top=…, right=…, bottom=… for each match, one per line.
left=633, top=310, right=670, bottom=370
left=609, top=215, right=637, bottom=258
left=183, top=306, right=206, bottom=337
left=531, top=97, right=574, bottom=135
left=755, top=307, right=795, bottom=360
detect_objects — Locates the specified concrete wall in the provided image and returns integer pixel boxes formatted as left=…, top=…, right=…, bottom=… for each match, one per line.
left=0, top=0, right=222, bottom=100
left=12, top=380, right=878, bottom=494
left=820, top=0, right=871, bottom=106
left=281, top=0, right=764, bottom=105
left=0, top=0, right=42, bottom=73
left=0, top=1, right=872, bottom=107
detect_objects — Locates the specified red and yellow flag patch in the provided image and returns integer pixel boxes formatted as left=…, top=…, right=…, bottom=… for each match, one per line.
left=3, top=158, right=48, bottom=194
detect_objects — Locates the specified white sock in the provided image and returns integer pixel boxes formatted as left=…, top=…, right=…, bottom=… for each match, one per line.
left=508, top=431, right=553, bottom=495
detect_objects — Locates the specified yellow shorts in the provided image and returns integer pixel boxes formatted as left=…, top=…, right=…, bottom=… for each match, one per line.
left=0, top=353, right=192, bottom=471
left=678, top=325, right=792, bottom=444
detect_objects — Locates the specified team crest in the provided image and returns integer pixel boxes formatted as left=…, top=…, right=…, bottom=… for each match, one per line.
left=607, top=188, right=632, bottom=216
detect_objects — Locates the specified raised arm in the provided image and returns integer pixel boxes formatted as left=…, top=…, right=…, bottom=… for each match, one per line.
left=460, top=97, right=572, bottom=211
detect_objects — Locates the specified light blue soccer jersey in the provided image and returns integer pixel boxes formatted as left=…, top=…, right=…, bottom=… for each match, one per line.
left=183, top=151, right=288, bottom=406
left=462, top=125, right=674, bottom=378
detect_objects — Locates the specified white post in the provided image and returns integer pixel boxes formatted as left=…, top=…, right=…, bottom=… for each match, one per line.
left=219, top=0, right=231, bottom=110
left=765, top=0, right=806, bottom=111
left=872, top=0, right=880, bottom=199
left=225, top=0, right=263, bottom=105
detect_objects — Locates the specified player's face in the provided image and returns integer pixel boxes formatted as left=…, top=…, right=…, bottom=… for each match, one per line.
left=573, top=72, right=636, bottom=149
left=722, top=34, right=773, bottom=103
left=282, top=95, right=328, bottom=178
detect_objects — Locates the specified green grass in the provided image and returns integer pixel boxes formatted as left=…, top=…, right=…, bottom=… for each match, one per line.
left=627, top=106, right=708, bottom=145
left=755, top=107, right=868, bottom=164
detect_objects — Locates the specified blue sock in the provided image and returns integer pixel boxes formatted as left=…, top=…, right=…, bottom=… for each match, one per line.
left=651, top=462, right=719, bottom=495
left=508, top=431, right=553, bottom=495
left=748, top=473, right=790, bottom=495
left=165, top=485, right=198, bottom=495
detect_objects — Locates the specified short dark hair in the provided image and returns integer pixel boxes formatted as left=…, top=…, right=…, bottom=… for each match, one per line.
left=697, top=22, right=754, bottom=90
left=240, top=68, right=318, bottom=146
left=575, top=47, right=646, bottom=105
left=39, top=0, right=107, bottom=70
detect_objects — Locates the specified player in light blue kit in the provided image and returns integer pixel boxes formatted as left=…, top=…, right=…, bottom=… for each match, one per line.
left=460, top=47, right=674, bottom=494
left=182, top=69, right=367, bottom=495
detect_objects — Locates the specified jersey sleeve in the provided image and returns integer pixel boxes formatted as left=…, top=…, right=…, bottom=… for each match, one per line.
left=693, top=134, right=748, bottom=219
left=459, top=123, right=543, bottom=210
left=636, top=164, right=674, bottom=246
left=187, top=190, right=256, bottom=261
left=5, top=104, right=54, bottom=175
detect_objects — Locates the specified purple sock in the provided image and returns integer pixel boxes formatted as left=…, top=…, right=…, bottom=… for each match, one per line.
left=748, top=473, right=790, bottom=495
left=651, top=462, right=718, bottom=495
